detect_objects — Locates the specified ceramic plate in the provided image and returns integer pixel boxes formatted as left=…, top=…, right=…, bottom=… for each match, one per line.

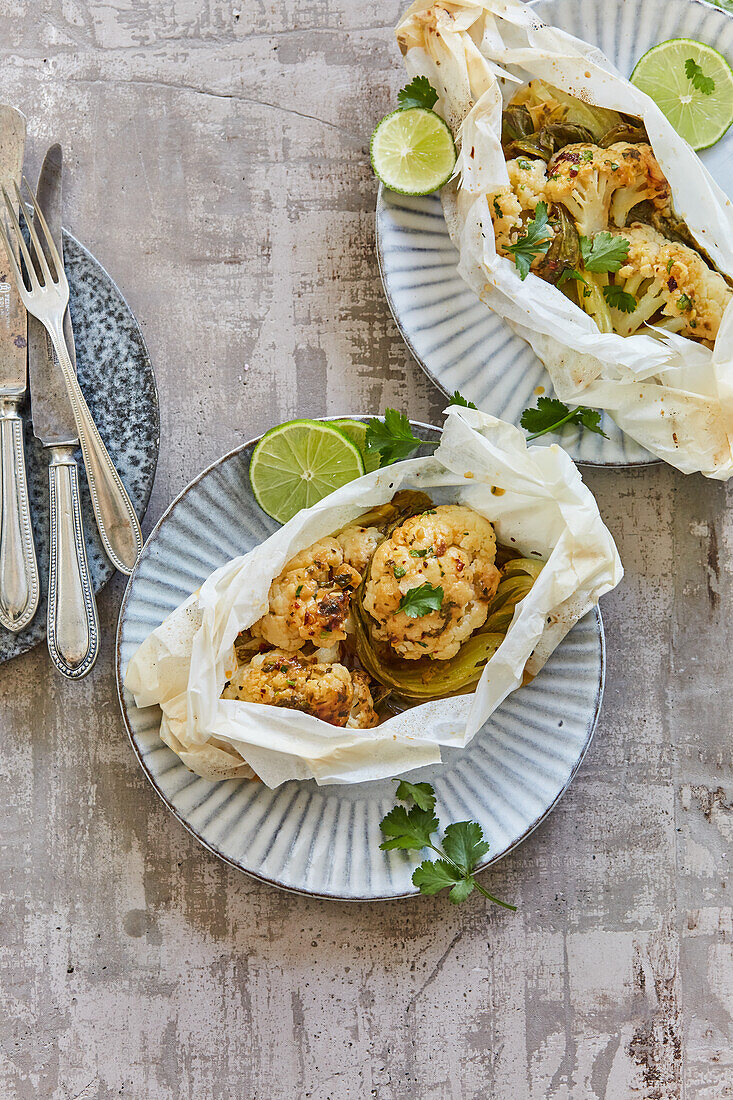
left=376, top=0, right=733, bottom=467
left=0, top=232, right=159, bottom=663
left=116, top=419, right=605, bottom=901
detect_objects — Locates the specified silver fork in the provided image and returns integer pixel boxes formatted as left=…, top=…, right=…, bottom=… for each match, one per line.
left=0, top=179, right=143, bottom=576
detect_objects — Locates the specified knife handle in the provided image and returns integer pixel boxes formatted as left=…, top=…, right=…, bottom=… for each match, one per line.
left=47, top=317, right=143, bottom=576
left=47, top=447, right=99, bottom=678
left=0, top=399, right=39, bottom=632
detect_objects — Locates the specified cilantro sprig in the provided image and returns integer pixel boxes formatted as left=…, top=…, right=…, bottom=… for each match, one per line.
left=520, top=396, right=608, bottom=440
left=603, top=283, right=636, bottom=313
left=685, top=57, right=716, bottom=96
left=397, top=75, right=439, bottom=111
left=398, top=582, right=444, bottom=618
left=507, top=201, right=553, bottom=280
left=365, top=395, right=476, bottom=467
left=580, top=233, right=629, bottom=273
left=379, top=781, right=515, bottom=908
left=365, top=408, right=431, bottom=466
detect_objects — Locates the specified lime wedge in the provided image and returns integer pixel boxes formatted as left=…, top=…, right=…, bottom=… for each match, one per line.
left=631, top=38, right=733, bottom=150
left=371, top=107, right=456, bottom=195
left=332, top=418, right=381, bottom=472
left=250, top=419, right=365, bottom=524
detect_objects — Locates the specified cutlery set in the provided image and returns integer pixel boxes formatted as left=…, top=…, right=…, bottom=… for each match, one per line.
left=0, top=106, right=142, bottom=678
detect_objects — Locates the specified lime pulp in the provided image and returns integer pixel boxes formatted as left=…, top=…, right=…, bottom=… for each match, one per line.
left=630, top=38, right=733, bottom=150
left=249, top=419, right=365, bottom=524
left=370, top=107, right=456, bottom=195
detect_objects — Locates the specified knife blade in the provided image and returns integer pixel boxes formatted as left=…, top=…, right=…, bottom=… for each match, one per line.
left=28, top=143, right=98, bottom=677
left=0, top=103, right=39, bottom=631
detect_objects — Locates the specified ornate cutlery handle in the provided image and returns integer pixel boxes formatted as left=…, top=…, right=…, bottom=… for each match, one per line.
left=47, top=317, right=143, bottom=575
left=0, top=398, right=39, bottom=631
left=47, top=446, right=99, bottom=677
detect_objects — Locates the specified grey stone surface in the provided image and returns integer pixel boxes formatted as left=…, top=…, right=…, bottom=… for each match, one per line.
left=0, top=2, right=730, bottom=1098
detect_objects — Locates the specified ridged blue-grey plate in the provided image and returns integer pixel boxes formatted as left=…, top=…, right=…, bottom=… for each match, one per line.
left=116, top=419, right=605, bottom=901
left=376, top=0, right=733, bottom=467
left=0, top=231, right=159, bottom=663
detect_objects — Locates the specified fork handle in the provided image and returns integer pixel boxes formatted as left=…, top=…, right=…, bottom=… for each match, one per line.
left=47, top=446, right=99, bottom=677
left=47, top=317, right=143, bottom=575
left=0, top=398, right=39, bottom=631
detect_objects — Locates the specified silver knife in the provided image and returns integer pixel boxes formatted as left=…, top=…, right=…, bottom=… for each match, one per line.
left=0, top=104, right=39, bottom=631
left=28, top=144, right=98, bottom=677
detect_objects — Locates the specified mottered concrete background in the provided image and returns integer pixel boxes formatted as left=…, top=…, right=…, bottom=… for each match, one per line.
left=0, top=1, right=731, bottom=1097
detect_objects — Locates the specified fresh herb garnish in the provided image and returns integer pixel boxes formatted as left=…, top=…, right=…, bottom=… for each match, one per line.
left=581, top=149, right=594, bottom=162
left=685, top=58, right=716, bottom=96
left=295, top=584, right=303, bottom=598
left=379, top=782, right=515, bottom=908
left=394, top=565, right=407, bottom=579
left=507, top=201, right=553, bottom=280
left=580, top=233, right=630, bottom=273
left=365, top=408, right=435, bottom=467
left=677, top=292, right=694, bottom=311
left=409, top=547, right=432, bottom=558
left=398, top=582, right=444, bottom=618
left=397, top=75, right=439, bottom=111
left=517, top=158, right=532, bottom=170
left=520, top=396, right=608, bottom=440
left=603, top=283, right=636, bottom=313
left=493, top=197, right=503, bottom=220
left=448, top=389, right=478, bottom=410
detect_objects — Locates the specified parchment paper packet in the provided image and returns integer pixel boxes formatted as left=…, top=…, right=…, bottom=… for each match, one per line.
left=396, top=0, right=733, bottom=478
left=125, top=408, right=622, bottom=788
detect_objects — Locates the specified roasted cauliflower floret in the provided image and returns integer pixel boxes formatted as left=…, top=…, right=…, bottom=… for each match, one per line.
left=546, top=142, right=670, bottom=237
left=507, top=158, right=549, bottom=210
left=347, top=670, right=379, bottom=729
left=362, top=505, right=501, bottom=661
left=608, top=223, right=732, bottom=342
left=251, top=538, right=361, bottom=652
left=223, top=649, right=355, bottom=726
left=489, top=158, right=549, bottom=258
left=335, top=524, right=383, bottom=574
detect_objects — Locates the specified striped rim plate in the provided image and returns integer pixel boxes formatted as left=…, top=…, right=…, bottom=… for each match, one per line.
left=376, top=0, right=733, bottom=467
left=116, top=419, right=605, bottom=901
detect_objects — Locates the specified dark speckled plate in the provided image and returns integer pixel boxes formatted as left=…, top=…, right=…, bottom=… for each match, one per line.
left=1, top=231, right=159, bottom=663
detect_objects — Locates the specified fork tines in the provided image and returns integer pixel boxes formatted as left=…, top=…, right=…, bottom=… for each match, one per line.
left=0, top=178, right=63, bottom=295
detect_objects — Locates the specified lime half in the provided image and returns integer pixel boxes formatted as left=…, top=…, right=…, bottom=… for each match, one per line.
left=332, top=418, right=381, bottom=472
left=371, top=107, right=456, bottom=195
left=631, top=38, right=733, bottom=150
left=250, top=419, right=365, bottom=524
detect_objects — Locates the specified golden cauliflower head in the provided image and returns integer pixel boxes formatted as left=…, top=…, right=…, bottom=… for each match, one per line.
left=251, top=537, right=361, bottom=652
left=609, top=223, right=733, bottom=343
left=362, top=505, right=501, bottom=661
left=222, top=649, right=378, bottom=728
left=488, top=157, right=549, bottom=258
left=545, top=142, right=670, bottom=237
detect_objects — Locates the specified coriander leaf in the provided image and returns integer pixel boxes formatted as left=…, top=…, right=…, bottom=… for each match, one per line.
left=397, top=75, right=439, bottom=111
left=365, top=408, right=431, bottom=466
left=578, top=408, right=609, bottom=438
left=442, top=820, right=491, bottom=873
left=448, top=390, right=478, bottom=410
left=603, top=283, right=636, bottom=313
left=379, top=804, right=438, bottom=851
left=580, top=232, right=629, bottom=273
left=412, top=858, right=463, bottom=895
left=395, top=779, right=436, bottom=812
left=677, top=292, right=693, bottom=311
left=685, top=57, right=716, bottom=95
left=507, top=202, right=552, bottom=280
left=449, top=878, right=476, bottom=904
left=520, top=396, right=607, bottom=440
left=520, top=396, right=572, bottom=435
left=394, top=565, right=407, bottom=579
left=398, top=582, right=444, bottom=618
